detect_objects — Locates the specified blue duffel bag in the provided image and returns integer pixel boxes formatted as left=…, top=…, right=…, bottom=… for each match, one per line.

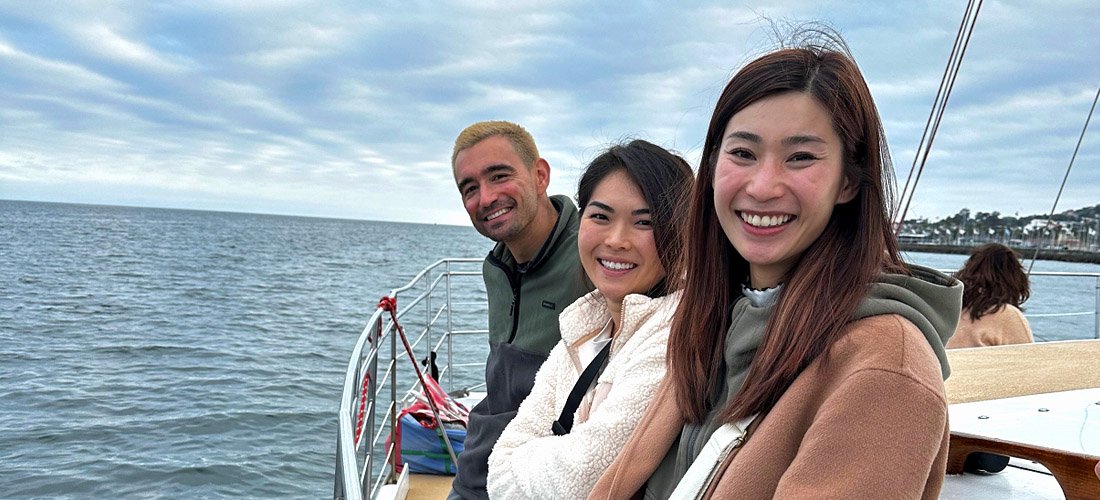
left=395, top=412, right=467, bottom=474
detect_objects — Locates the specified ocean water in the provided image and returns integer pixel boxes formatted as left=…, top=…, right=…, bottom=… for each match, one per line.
left=0, top=200, right=489, bottom=498
left=2, top=200, right=1098, bottom=498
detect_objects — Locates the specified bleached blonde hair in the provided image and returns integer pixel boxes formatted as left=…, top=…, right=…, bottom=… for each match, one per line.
left=451, top=120, right=539, bottom=168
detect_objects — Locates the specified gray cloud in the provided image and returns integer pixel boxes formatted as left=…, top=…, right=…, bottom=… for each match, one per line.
left=1, top=0, right=1097, bottom=225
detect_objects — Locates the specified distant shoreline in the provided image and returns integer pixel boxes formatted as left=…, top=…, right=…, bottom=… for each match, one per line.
left=901, top=243, right=1100, bottom=264
left=0, top=198, right=473, bottom=229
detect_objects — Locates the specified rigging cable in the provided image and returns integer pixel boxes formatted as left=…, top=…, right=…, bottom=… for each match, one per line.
left=897, top=0, right=975, bottom=226
left=895, top=0, right=983, bottom=234
left=1026, top=83, right=1100, bottom=275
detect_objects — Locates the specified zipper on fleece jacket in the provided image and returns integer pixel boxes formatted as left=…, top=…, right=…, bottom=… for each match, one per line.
left=488, top=255, right=525, bottom=344
left=507, top=273, right=523, bottom=343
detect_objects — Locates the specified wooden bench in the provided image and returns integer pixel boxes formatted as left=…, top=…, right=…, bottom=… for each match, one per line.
left=407, top=474, right=452, bottom=499
left=945, top=340, right=1100, bottom=500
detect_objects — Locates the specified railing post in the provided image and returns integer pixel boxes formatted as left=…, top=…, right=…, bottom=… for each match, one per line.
left=366, top=315, right=380, bottom=498
left=389, top=298, right=398, bottom=484
left=446, top=260, right=454, bottom=392
left=333, top=432, right=344, bottom=499
left=1094, top=275, right=1099, bottom=339
left=361, top=357, right=371, bottom=500
left=424, top=265, right=433, bottom=375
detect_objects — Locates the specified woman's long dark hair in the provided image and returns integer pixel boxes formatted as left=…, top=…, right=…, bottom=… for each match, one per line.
left=576, top=139, right=693, bottom=297
left=667, top=35, right=907, bottom=424
left=955, top=243, right=1030, bottom=321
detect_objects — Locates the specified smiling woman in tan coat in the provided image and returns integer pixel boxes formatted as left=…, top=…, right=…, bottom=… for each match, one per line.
left=588, top=30, right=962, bottom=500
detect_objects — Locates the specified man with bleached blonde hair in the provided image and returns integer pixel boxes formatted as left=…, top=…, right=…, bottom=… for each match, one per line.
left=453, top=121, right=555, bottom=261
left=448, top=121, right=590, bottom=500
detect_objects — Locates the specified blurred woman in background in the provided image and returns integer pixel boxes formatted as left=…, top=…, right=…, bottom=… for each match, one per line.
left=946, top=243, right=1032, bottom=348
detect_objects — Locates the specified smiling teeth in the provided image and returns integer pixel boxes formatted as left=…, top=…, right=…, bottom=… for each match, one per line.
left=485, top=208, right=509, bottom=221
left=599, top=259, right=636, bottom=271
left=741, top=213, right=792, bottom=228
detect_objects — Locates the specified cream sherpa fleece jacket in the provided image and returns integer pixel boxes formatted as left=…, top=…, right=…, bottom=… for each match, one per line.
left=486, top=289, right=680, bottom=500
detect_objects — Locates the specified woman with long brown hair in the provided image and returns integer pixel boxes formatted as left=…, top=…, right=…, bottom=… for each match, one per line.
left=946, top=243, right=1032, bottom=348
left=488, top=140, right=692, bottom=499
left=589, top=32, right=963, bottom=499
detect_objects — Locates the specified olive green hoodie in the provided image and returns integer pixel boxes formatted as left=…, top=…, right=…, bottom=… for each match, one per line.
left=644, top=264, right=962, bottom=498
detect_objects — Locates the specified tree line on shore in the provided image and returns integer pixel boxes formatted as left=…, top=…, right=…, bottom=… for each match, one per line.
left=898, top=204, right=1100, bottom=251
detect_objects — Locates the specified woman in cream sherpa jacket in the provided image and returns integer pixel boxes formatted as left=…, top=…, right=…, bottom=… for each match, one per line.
left=485, top=139, right=693, bottom=500
left=487, top=289, right=680, bottom=499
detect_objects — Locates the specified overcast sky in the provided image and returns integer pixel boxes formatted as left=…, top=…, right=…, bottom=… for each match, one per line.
left=1, top=1, right=1097, bottom=226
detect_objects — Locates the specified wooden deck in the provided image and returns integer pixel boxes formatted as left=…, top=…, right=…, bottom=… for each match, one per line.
left=944, top=339, right=1100, bottom=499
left=407, top=474, right=452, bottom=500
left=945, top=339, right=1100, bottom=404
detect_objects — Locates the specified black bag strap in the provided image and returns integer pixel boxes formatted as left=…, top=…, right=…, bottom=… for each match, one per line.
left=551, top=340, right=613, bottom=436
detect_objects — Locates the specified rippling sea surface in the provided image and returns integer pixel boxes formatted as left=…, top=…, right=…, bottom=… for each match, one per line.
left=0, top=200, right=489, bottom=498
left=2, top=200, right=1098, bottom=497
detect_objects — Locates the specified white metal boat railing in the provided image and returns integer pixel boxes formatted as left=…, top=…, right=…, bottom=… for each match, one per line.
left=334, top=265, right=1100, bottom=499
left=334, top=258, right=487, bottom=500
